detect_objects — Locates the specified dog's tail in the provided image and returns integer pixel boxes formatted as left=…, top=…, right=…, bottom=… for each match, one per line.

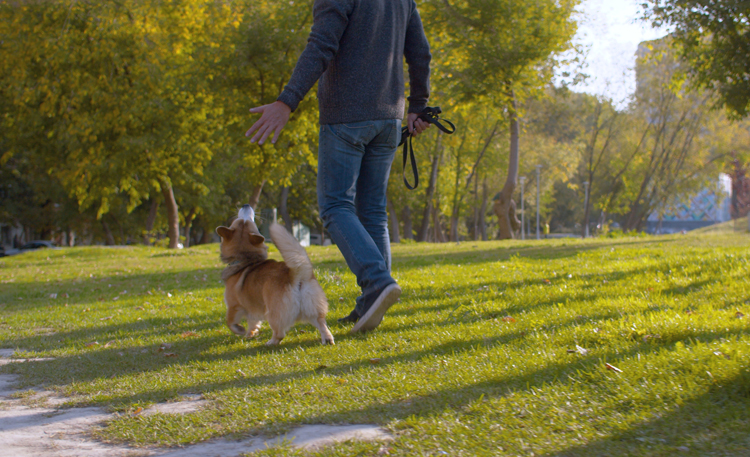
left=269, top=223, right=314, bottom=281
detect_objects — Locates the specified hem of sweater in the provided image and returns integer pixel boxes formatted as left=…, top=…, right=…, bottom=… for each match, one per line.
left=319, top=109, right=404, bottom=125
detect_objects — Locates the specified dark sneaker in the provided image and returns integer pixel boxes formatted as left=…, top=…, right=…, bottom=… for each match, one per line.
left=337, top=310, right=360, bottom=324
left=351, top=284, right=401, bottom=333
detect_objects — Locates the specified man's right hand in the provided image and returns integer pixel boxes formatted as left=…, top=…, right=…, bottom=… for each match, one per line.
left=407, top=112, right=430, bottom=137
left=245, top=101, right=292, bottom=145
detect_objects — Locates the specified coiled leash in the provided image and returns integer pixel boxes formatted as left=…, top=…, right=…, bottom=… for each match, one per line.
left=399, top=106, right=456, bottom=190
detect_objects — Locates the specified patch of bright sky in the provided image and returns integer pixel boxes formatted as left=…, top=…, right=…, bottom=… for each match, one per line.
left=557, top=0, right=670, bottom=107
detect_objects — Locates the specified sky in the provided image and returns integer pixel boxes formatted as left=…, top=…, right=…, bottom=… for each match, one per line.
left=562, top=0, right=670, bottom=104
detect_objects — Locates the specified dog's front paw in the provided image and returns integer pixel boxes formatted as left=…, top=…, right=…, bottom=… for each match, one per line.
left=322, top=337, right=335, bottom=345
left=246, top=329, right=260, bottom=339
left=266, top=339, right=281, bottom=346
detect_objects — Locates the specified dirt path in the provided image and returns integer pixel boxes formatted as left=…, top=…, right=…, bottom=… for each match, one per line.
left=0, top=351, right=392, bottom=456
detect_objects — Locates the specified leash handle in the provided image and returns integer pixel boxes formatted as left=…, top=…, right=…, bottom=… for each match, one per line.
left=399, top=106, right=455, bottom=190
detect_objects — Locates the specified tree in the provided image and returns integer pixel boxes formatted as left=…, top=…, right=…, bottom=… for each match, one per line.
left=424, top=0, right=580, bottom=239
left=642, top=1, right=750, bottom=118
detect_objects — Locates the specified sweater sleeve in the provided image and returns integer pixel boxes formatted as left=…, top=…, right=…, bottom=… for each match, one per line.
left=276, top=0, right=354, bottom=112
left=403, top=1, right=431, bottom=114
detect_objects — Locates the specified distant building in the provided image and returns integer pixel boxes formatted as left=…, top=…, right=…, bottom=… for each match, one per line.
left=647, top=174, right=732, bottom=234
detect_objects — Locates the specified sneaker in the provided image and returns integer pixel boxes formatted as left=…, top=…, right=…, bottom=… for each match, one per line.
left=351, top=283, right=401, bottom=333
left=337, top=310, right=360, bottom=324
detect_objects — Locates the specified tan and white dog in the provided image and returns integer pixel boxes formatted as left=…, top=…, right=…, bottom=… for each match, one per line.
left=216, top=205, right=334, bottom=345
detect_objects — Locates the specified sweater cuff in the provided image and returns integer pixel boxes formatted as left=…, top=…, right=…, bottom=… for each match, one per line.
left=408, top=102, right=427, bottom=114
left=276, top=90, right=300, bottom=113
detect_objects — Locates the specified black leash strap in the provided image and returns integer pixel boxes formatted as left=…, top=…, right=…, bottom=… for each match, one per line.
left=399, top=106, right=456, bottom=190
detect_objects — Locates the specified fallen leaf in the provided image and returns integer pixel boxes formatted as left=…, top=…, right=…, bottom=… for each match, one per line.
left=158, top=343, right=172, bottom=352
left=576, top=345, right=588, bottom=355
left=49, top=293, right=57, bottom=299
left=63, top=293, right=69, bottom=298
left=133, top=407, right=143, bottom=415
left=736, top=311, right=745, bottom=319
left=164, top=353, right=178, bottom=357
left=237, top=369, right=247, bottom=376
left=167, top=292, right=172, bottom=298
left=103, top=340, right=116, bottom=348
left=336, top=378, right=348, bottom=384
left=100, top=316, right=113, bottom=321
left=370, top=358, right=381, bottom=364
left=135, top=306, right=144, bottom=311
left=605, top=363, right=623, bottom=373
left=315, top=365, right=328, bottom=371
left=445, top=292, right=452, bottom=297
left=85, top=341, right=99, bottom=347
left=180, top=331, right=199, bottom=338
left=543, top=279, right=551, bottom=284
left=502, top=316, right=516, bottom=323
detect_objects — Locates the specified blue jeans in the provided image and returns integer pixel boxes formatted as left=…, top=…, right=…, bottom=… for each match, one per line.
left=317, top=119, right=400, bottom=315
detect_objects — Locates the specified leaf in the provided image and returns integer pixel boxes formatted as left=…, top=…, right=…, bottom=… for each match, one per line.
left=164, top=353, right=178, bottom=358
left=315, top=365, right=328, bottom=371
left=85, top=341, right=99, bottom=347
left=605, top=363, right=622, bottom=373
left=502, top=316, right=516, bottom=323
left=133, top=407, right=143, bottom=415
left=103, top=340, right=116, bottom=348
left=370, top=358, right=381, bottom=364
left=100, top=316, right=113, bottom=321
left=158, top=343, right=172, bottom=352
left=736, top=311, right=745, bottom=319
left=575, top=345, right=588, bottom=355
left=180, top=331, right=199, bottom=338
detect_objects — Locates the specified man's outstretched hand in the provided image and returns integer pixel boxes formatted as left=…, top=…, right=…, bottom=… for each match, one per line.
left=407, top=112, right=430, bottom=137
left=245, top=101, right=291, bottom=145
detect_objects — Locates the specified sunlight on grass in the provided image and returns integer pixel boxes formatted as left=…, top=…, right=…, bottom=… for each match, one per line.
left=1, top=234, right=749, bottom=456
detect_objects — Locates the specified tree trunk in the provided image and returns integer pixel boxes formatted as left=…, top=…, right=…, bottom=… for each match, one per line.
left=184, top=208, right=196, bottom=248
left=387, top=198, right=400, bottom=243
left=249, top=181, right=266, bottom=209
left=161, top=180, right=180, bottom=249
left=417, top=134, right=443, bottom=242
left=144, top=198, right=159, bottom=245
left=279, top=186, right=293, bottom=233
left=479, top=177, right=488, bottom=241
left=402, top=205, right=413, bottom=240
left=200, top=224, right=212, bottom=244
left=496, top=93, right=521, bottom=240
left=582, top=189, right=591, bottom=238
left=102, top=220, right=116, bottom=246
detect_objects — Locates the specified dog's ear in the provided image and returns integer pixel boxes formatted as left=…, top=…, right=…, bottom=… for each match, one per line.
left=249, top=233, right=265, bottom=245
left=216, top=226, right=234, bottom=241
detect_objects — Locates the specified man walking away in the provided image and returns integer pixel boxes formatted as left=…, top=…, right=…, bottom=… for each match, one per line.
left=245, top=0, right=432, bottom=333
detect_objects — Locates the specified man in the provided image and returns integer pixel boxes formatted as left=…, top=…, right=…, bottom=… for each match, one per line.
left=245, top=0, right=432, bottom=333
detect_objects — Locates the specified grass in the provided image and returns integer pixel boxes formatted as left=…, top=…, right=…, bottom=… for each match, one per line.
left=691, top=217, right=748, bottom=234
left=1, top=234, right=749, bottom=456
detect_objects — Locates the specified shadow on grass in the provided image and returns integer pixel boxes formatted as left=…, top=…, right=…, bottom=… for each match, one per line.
left=542, top=370, right=750, bottom=457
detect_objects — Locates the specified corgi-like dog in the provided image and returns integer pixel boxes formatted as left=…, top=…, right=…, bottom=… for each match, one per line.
left=216, top=205, right=334, bottom=345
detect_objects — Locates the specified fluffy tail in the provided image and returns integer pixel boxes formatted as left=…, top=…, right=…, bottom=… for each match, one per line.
left=269, top=223, right=314, bottom=281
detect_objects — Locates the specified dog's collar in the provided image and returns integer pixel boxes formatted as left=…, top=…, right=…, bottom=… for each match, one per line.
left=221, top=256, right=267, bottom=282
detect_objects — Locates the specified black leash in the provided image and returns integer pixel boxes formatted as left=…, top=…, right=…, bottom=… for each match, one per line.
left=399, top=106, right=456, bottom=190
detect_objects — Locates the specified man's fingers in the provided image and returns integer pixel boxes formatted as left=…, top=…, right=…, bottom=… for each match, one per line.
left=251, top=123, right=271, bottom=143
left=272, top=128, right=282, bottom=144
left=249, top=104, right=266, bottom=114
left=258, top=123, right=275, bottom=145
left=245, top=120, right=262, bottom=138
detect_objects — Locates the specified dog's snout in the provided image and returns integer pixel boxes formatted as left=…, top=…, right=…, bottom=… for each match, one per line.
left=238, top=205, right=255, bottom=222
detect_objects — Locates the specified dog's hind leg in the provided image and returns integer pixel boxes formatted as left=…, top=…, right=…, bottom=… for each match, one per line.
left=313, top=317, right=335, bottom=345
left=245, top=320, right=262, bottom=338
left=226, top=301, right=247, bottom=336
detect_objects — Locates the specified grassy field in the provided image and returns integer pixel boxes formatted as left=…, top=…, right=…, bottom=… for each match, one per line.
left=1, top=233, right=749, bottom=456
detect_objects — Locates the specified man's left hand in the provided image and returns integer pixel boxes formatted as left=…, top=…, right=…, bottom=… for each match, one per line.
left=407, top=112, right=430, bottom=137
left=245, top=101, right=291, bottom=145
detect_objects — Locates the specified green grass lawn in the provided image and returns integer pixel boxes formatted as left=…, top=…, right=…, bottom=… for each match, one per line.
left=1, top=234, right=749, bottom=456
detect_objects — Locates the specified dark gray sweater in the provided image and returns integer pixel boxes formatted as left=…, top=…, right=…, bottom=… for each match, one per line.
left=276, top=0, right=431, bottom=125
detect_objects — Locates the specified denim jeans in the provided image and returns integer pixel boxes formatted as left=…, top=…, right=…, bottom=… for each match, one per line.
left=317, top=119, right=400, bottom=315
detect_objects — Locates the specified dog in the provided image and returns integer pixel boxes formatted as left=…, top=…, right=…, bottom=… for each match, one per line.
left=216, top=205, right=334, bottom=346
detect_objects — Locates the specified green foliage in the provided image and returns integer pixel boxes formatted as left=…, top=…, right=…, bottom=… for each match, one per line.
left=643, top=0, right=750, bottom=118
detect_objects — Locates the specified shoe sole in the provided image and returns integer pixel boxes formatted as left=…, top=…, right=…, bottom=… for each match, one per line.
left=351, top=284, right=401, bottom=333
